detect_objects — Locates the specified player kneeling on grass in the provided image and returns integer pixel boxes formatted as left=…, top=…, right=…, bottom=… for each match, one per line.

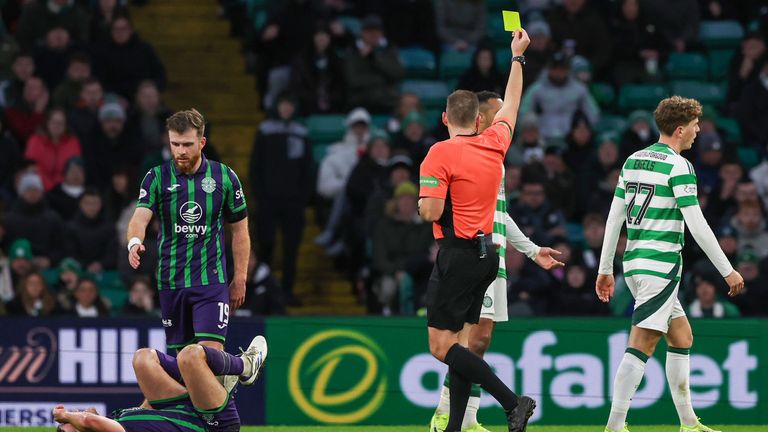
left=53, top=336, right=268, bottom=432
left=596, top=96, right=744, bottom=432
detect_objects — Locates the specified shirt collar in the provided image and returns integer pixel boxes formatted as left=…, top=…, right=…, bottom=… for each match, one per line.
left=171, top=155, right=208, bottom=177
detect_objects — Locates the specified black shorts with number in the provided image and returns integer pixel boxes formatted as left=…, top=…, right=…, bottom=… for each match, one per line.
left=426, top=239, right=499, bottom=332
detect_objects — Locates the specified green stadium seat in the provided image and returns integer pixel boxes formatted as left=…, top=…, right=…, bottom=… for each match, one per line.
left=487, top=15, right=509, bottom=47
left=595, top=115, right=628, bottom=134
left=708, top=49, right=735, bottom=80
left=313, top=143, right=330, bottom=163
left=486, top=0, right=510, bottom=12
left=717, top=117, right=742, bottom=144
left=96, top=271, right=126, bottom=291
left=566, top=223, right=584, bottom=244
left=665, top=53, right=709, bottom=80
left=399, top=48, right=437, bottom=79
left=699, top=20, right=744, bottom=49
left=738, top=147, right=760, bottom=170
left=591, top=82, right=615, bottom=108
left=495, top=48, right=512, bottom=70
left=337, top=15, right=361, bottom=37
left=671, top=80, right=726, bottom=106
left=424, top=109, right=443, bottom=127
left=371, top=114, right=389, bottom=130
left=618, top=84, right=668, bottom=112
left=253, top=10, right=267, bottom=31
left=401, top=80, right=450, bottom=109
left=42, top=268, right=59, bottom=286
left=101, top=287, right=129, bottom=313
left=307, top=114, right=346, bottom=143
left=439, top=50, right=473, bottom=80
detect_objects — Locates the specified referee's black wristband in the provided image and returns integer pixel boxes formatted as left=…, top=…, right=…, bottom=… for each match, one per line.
left=511, top=55, right=526, bottom=66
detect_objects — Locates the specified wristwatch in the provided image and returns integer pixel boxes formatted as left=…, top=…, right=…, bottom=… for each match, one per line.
left=511, top=55, right=526, bottom=65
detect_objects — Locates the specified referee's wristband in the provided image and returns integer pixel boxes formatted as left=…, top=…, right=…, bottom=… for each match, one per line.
left=127, top=237, right=142, bottom=253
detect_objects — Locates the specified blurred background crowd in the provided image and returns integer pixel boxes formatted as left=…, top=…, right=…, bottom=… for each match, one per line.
left=0, top=0, right=766, bottom=321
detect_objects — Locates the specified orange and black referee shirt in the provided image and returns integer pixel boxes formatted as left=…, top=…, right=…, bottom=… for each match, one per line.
left=419, top=116, right=512, bottom=240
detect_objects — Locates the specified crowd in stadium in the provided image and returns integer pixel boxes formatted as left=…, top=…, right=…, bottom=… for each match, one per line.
left=0, top=0, right=767, bottom=319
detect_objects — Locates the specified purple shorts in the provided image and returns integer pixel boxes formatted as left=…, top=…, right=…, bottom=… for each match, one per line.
left=146, top=394, right=241, bottom=432
left=159, top=284, right=230, bottom=350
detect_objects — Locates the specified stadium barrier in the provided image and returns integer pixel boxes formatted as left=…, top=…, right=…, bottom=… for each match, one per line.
left=1, top=317, right=765, bottom=426
left=265, top=317, right=767, bottom=425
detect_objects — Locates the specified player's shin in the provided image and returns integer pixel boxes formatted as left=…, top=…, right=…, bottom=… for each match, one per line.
left=607, top=348, right=648, bottom=430
left=666, top=347, right=698, bottom=427
left=202, top=345, right=245, bottom=376
left=446, top=367, right=472, bottom=432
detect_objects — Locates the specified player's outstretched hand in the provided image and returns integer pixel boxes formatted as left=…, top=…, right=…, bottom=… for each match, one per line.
left=595, top=274, right=615, bottom=303
left=128, top=244, right=145, bottom=269
left=229, top=279, right=246, bottom=311
left=724, top=270, right=745, bottom=297
left=534, top=247, right=565, bottom=270
left=511, top=28, right=530, bottom=57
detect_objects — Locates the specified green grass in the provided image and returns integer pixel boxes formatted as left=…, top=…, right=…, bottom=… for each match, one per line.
left=6, top=427, right=767, bottom=432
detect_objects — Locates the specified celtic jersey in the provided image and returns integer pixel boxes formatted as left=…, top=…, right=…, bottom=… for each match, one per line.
left=614, top=143, right=698, bottom=278
left=137, top=156, right=247, bottom=290
left=493, top=165, right=507, bottom=280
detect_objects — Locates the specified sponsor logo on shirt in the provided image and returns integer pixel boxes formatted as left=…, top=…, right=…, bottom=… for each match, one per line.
left=420, top=176, right=439, bottom=188
left=175, top=201, right=207, bottom=238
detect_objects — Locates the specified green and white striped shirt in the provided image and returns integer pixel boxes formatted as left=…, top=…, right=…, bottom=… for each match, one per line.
left=615, top=143, right=699, bottom=279
left=493, top=165, right=507, bottom=280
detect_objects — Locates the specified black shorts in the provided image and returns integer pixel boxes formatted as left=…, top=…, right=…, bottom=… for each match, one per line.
left=426, top=239, right=499, bottom=332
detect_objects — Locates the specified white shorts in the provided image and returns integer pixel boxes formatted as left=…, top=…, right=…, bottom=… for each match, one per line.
left=480, top=278, right=508, bottom=322
left=626, top=272, right=686, bottom=333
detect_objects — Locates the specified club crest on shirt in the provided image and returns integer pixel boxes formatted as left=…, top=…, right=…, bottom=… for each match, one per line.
left=202, top=177, right=216, bottom=193
left=483, top=295, right=493, bottom=308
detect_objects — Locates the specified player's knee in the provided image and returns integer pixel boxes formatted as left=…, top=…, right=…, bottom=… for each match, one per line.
left=470, top=331, right=491, bottom=356
left=133, top=348, right=157, bottom=371
left=428, top=339, right=448, bottom=362
left=177, top=344, right=205, bottom=368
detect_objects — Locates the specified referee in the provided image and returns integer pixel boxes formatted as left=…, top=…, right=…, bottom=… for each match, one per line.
left=127, top=109, right=250, bottom=354
left=419, top=30, right=534, bottom=432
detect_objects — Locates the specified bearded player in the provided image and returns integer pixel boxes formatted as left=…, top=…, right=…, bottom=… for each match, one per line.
left=597, top=96, right=744, bottom=432
left=429, top=91, right=564, bottom=432
left=127, top=109, right=250, bottom=352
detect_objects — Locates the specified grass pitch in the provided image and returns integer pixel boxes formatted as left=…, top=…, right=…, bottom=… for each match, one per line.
left=5, top=426, right=767, bottom=432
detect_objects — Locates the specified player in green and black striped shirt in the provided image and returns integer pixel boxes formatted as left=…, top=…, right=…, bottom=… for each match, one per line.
left=597, top=97, right=744, bottom=432
left=127, top=109, right=250, bottom=351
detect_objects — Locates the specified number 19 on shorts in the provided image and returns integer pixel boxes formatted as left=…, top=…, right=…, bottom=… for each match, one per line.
left=218, top=302, right=229, bottom=329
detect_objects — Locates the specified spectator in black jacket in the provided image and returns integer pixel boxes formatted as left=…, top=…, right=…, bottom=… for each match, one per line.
left=68, top=277, right=110, bottom=317
left=0, top=53, right=35, bottom=109
left=90, top=0, right=130, bottom=43
left=52, top=52, right=91, bottom=110
left=457, top=44, right=506, bottom=95
left=726, top=32, right=766, bottom=113
left=47, top=155, right=85, bottom=220
left=610, top=0, right=668, bottom=85
left=736, top=60, right=768, bottom=151
left=291, top=22, right=346, bottom=115
left=65, top=188, right=117, bottom=273
left=33, top=27, right=75, bottom=91
left=0, top=119, right=22, bottom=202
left=126, top=80, right=172, bottom=154
left=93, top=15, right=166, bottom=101
left=553, top=264, right=610, bottom=315
left=390, top=111, right=436, bottom=166
left=81, top=102, right=144, bottom=190
left=343, top=15, right=405, bottom=113
left=644, top=0, right=700, bottom=52
left=16, top=0, right=90, bottom=52
left=243, top=250, right=286, bottom=316
left=4, top=172, right=64, bottom=268
left=546, top=0, right=612, bottom=77
left=67, top=78, right=103, bottom=142
left=509, top=177, right=567, bottom=246
left=249, top=94, right=313, bottom=306
left=619, top=110, right=657, bottom=160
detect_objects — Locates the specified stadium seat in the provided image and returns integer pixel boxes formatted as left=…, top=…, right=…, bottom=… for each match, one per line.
left=244, top=0, right=266, bottom=18
left=101, top=287, right=129, bottom=313
left=566, top=223, right=584, bottom=244
left=337, top=15, right=361, bottom=37
left=424, top=109, right=443, bottom=127
left=487, top=15, right=508, bottom=47
left=401, top=80, right=450, bottom=109
left=306, top=114, right=346, bottom=143
left=495, top=48, right=512, bottom=70
left=439, top=50, right=473, bottom=80
left=371, top=114, right=389, bottom=130
left=399, top=48, right=437, bottom=79
left=486, top=0, right=509, bottom=12
left=664, top=53, right=709, bottom=80
left=699, top=20, right=744, bottom=49
left=253, top=10, right=267, bottom=31
left=618, top=84, right=668, bottom=112
left=313, top=143, right=330, bottom=163
left=717, top=117, right=742, bottom=144
left=738, top=147, right=760, bottom=170
left=595, top=115, right=628, bottom=134
left=590, top=82, right=615, bottom=108
left=708, top=49, right=735, bottom=80
left=671, top=80, right=726, bottom=106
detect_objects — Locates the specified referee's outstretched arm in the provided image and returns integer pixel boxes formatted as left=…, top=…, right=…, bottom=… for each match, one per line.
left=493, top=29, right=530, bottom=134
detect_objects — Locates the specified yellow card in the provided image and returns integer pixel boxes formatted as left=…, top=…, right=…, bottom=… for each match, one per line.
left=502, top=10, right=521, bottom=32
